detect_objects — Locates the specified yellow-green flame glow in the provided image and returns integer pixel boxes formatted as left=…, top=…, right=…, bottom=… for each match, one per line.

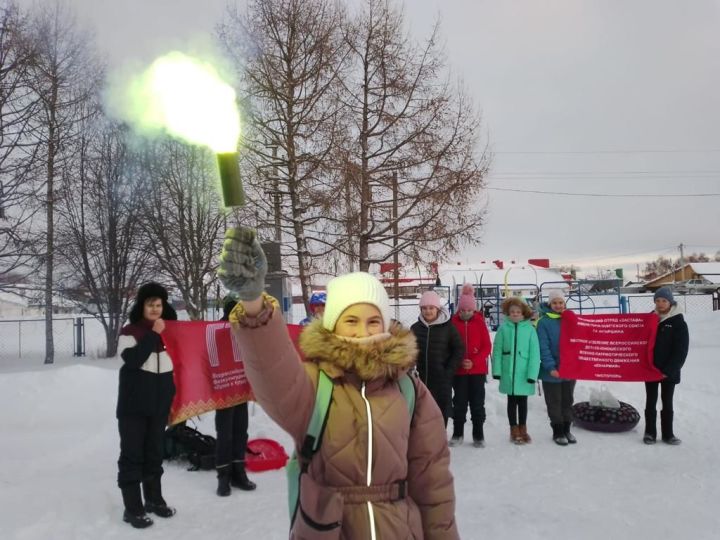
left=125, top=52, right=240, bottom=153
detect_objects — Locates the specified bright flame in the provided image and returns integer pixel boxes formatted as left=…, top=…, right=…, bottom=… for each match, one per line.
left=123, top=52, right=240, bottom=153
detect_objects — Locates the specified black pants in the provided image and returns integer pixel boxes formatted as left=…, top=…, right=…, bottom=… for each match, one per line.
left=645, top=380, right=675, bottom=412
left=542, top=380, right=576, bottom=424
left=507, top=395, right=528, bottom=426
left=215, top=402, right=249, bottom=468
left=117, top=414, right=166, bottom=488
left=428, top=386, right=452, bottom=427
left=452, top=375, right=486, bottom=427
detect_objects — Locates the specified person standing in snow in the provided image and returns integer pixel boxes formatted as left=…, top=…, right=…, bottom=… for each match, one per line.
left=536, top=289, right=578, bottom=446
left=217, top=227, right=459, bottom=539
left=116, top=282, right=177, bottom=528
left=411, top=290, right=465, bottom=427
left=299, top=291, right=326, bottom=326
left=449, top=284, right=492, bottom=447
left=214, top=296, right=257, bottom=496
left=492, top=297, right=541, bottom=445
left=643, top=286, right=689, bottom=445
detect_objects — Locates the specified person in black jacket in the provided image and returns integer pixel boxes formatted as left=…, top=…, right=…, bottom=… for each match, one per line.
left=411, top=290, right=464, bottom=427
left=214, top=296, right=257, bottom=496
left=644, top=287, right=689, bottom=445
left=117, top=282, right=177, bottom=528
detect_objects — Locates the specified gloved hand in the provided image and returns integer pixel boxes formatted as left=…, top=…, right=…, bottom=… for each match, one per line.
left=217, top=228, right=268, bottom=301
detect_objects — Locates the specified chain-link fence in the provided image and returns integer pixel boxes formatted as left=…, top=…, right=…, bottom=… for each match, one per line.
left=626, top=293, right=716, bottom=315
left=0, top=316, right=111, bottom=363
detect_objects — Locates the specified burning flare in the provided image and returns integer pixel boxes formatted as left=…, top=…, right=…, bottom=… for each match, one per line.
left=122, top=52, right=240, bottom=153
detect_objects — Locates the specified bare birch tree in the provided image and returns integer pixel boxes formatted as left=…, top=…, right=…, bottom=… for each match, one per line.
left=0, top=2, right=40, bottom=291
left=218, top=0, right=348, bottom=313
left=332, top=0, right=490, bottom=272
left=23, top=2, right=101, bottom=363
left=56, top=120, right=151, bottom=357
left=138, top=139, right=226, bottom=321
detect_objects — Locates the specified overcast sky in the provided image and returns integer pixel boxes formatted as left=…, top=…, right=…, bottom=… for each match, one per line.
left=32, top=0, right=720, bottom=278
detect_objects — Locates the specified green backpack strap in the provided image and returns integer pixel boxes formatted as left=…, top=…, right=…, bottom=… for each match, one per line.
left=397, top=373, right=416, bottom=419
left=287, top=370, right=334, bottom=522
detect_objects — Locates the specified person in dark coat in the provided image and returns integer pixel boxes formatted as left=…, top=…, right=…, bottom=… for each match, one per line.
left=214, top=295, right=257, bottom=496
left=644, top=287, right=689, bottom=445
left=411, top=290, right=464, bottom=427
left=117, top=282, right=177, bottom=528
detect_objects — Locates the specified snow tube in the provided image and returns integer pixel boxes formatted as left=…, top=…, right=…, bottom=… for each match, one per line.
left=245, top=438, right=289, bottom=472
left=572, top=401, right=640, bottom=433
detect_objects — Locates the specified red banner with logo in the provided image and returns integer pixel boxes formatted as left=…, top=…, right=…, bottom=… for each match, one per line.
left=162, top=321, right=304, bottom=425
left=559, top=311, right=663, bottom=382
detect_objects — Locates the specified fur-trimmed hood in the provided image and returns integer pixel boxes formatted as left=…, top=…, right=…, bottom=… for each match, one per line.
left=299, top=318, right=418, bottom=382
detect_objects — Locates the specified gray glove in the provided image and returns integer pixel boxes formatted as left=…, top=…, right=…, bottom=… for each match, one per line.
left=217, top=227, right=268, bottom=301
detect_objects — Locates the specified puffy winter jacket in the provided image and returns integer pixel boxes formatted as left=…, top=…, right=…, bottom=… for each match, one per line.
left=535, top=303, right=571, bottom=383
left=411, top=313, right=464, bottom=396
left=116, top=322, right=176, bottom=418
left=491, top=319, right=541, bottom=396
left=653, top=305, right=689, bottom=384
left=230, top=305, right=459, bottom=540
left=451, top=311, right=491, bottom=376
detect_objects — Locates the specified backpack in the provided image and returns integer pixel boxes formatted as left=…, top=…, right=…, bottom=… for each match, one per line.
left=286, top=370, right=416, bottom=526
left=164, top=422, right=217, bottom=471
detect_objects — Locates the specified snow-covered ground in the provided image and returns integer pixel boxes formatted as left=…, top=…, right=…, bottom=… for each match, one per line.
left=1, top=312, right=718, bottom=539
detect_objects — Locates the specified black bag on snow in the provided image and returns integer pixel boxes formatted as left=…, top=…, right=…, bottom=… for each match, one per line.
left=164, top=423, right=216, bottom=471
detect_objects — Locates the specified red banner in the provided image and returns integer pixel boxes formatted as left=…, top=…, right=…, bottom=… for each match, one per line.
left=162, top=321, right=304, bottom=425
left=559, top=311, right=664, bottom=382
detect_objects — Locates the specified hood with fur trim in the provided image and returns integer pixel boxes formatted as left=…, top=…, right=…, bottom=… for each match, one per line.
left=299, top=318, right=418, bottom=382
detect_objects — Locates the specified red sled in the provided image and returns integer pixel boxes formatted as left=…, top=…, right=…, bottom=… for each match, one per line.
left=245, top=438, right=289, bottom=472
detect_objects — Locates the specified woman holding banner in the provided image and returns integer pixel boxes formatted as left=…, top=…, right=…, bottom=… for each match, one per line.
left=214, top=296, right=257, bottom=496
left=536, top=289, right=577, bottom=446
left=116, top=282, right=177, bottom=528
left=644, top=287, right=689, bottom=445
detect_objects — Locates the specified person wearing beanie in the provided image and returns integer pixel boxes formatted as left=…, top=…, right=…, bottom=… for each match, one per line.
left=643, top=286, right=689, bottom=445
left=214, top=295, right=257, bottom=497
left=217, top=228, right=459, bottom=539
left=492, top=297, right=541, bottom=445
left=449, top=284, right=492, bottom=447
left=411, top=289, right=465, bottom=428
left=299, top=291, right=327, bottom=326
left=535, top=288, right=578, bottom=446
left=116, top=282, right=178, bottom=528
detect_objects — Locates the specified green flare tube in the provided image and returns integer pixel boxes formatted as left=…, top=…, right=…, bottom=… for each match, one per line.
left=217, top=152, right=245, bottom=207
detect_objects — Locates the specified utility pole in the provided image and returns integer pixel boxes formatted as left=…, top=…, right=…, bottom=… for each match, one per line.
left=679, top=243, right=685, bottom=282
left=392, top=171, right=399, bottom=316
left=271, top=145, right=282, bottom=243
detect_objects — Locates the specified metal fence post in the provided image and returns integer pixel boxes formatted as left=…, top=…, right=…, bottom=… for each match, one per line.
left=73, top=317, right=85, bottom=357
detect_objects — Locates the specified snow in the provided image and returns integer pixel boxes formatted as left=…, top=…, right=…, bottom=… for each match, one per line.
left=1, top=312, right=719, bottom=539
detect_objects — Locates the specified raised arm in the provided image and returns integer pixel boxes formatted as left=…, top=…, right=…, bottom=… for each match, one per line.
left=218, top=226, right=314, bottom=442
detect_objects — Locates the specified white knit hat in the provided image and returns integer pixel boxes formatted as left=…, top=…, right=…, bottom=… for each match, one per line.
left=547, top=289, right=566, bottom=303
left=322, top=272, right=391, bottom=332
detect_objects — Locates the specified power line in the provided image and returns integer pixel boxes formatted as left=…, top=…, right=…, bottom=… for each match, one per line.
left=487, top=187, right=720, bottom=197
left=494, top=149, right=720, bottom=155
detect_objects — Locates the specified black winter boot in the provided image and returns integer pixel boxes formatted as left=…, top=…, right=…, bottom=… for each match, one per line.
left=552, top=423, right=568, bottom=446
left=142, top=476, right=176, bottom=518
left=644, top=409, right=657, bottom=444
left=472, top=422, right=485, bottom=448
left=231, top=462, right=257, bottom=491
left=216, top=465, right=231, bottom=496
left=563, top=421, right=577, bottom=444
left=121, top=485, right=153, bottom=529
left=661, top=410, right=681, bottom=445
left=449, top=423, right=464, bottom=447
